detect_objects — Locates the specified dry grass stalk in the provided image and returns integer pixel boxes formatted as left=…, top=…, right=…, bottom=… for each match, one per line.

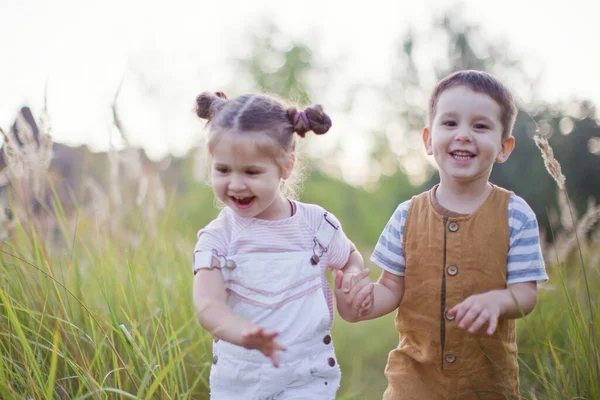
left=110, top=86, right=166, bottom=238
left=551, top=202, right=600, bottom=262
left=0, top=112, right=54, bottom=238
left=533, top=126, right=599, bottom=382
left=534, top=135, right=566, bottom=190
left=558, top=188, right=577, bottom=231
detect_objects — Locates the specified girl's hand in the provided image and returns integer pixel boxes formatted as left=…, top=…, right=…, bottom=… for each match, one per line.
left=334, top=269, right=374, bottom=319
left=447, top=291, right=503, bottom=335
left=241, top=326, right=287, bottom=367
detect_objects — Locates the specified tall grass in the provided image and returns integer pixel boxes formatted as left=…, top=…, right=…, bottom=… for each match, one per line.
left=0, top=200, right=214, bottom=399
left=0, top=139, right=598, bottom=399
left=2, top=186, right=598, bottom=399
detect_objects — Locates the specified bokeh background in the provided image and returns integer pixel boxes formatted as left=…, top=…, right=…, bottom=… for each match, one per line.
left=1, top=1, right=599, bottom=399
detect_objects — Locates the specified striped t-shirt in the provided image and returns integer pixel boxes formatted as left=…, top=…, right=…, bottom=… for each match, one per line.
left=371, top=194, right=548, bottom=284
left=194, top=201, right=351, bottom=270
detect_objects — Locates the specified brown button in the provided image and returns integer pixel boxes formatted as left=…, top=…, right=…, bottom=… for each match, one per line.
left=212, top=355, right=218, bottom=365
left=328, top=357, right=336, bottom=367
left=448, top=221, right=459, bottom=232
left=445, top=353, right=456, bottom=363
left=323, top=334, right=332, bottom=345
left=447, top=265, right=458, bottom=276
left=445, top=311, right=455, bottom=321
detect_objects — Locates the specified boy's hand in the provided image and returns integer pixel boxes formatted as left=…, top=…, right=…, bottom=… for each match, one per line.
left=448, top=291, right=503, bottom=335
left=240, top=326, right=286, bottom=367
left=334, top=269, right=374, bottom=318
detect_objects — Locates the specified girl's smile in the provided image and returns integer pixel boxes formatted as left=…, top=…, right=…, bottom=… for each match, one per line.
left=211, top=131, right=291, bottom=220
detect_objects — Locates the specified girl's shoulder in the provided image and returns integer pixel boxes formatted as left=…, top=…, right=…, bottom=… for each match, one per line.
left=294, top=201, right=343, bottom=231
left=196, top=207, right=251, bottom=239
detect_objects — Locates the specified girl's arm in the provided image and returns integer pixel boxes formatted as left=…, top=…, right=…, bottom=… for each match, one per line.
left=193, top=259, right=286, bottom=366
left=334, top=242, right=374, bottom=322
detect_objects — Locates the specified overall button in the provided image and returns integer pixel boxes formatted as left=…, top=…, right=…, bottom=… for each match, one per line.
left=323, top=334, right=332, bottom=345
left=445, top=353, right=456, bottom=363
left=445, top=311, right=455, bottom=321
left=448, top=221, right=459, bottom=232
left=447, top=265, right=458, bottom=276
left=212, top=355, right=218, bottom=365
left=328, top=357, right=336, bottom=367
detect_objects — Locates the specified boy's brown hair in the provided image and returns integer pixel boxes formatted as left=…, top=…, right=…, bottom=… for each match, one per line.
left=427, top=70, right=518, bottom=140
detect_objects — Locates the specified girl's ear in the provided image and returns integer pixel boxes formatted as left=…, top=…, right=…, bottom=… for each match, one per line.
left=281, top=154, right=295, bottom=180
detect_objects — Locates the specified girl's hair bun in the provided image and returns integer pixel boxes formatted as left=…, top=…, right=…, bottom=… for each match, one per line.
left=195, top=91, right=229, bottom=120
left=287, top=104, right=332, bottom=137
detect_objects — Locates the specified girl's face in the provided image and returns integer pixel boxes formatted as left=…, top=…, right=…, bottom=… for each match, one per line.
left=210, top=131, right=292, bottom=220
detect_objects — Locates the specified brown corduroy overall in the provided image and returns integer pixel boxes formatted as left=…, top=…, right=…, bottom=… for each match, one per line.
left=383, top=185, right=519, bottom=400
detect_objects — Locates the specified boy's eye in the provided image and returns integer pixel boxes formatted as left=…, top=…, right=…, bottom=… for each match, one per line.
left=474, top=123, right=489, bottom=130
left=246, top=169, right=261, bottom=175
left=215, top=166, right=229, bottom=173
left=443, top=120, right=457, bottom=127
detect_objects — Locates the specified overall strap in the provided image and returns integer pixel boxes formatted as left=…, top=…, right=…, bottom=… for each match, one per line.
left=311, top=212, right=339, bottom=265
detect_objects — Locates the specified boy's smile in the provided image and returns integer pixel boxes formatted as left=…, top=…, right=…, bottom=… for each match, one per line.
left=423, top=85, right=514, bottom=187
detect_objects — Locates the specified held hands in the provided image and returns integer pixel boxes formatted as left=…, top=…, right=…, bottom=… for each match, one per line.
left=240, top=326, right=287, bottom=367
left=448, top=291, right=503, bottom=335
left=334, top=268, right=374, bottom=319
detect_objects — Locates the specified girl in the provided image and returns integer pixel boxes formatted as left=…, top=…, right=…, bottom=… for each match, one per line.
left=191, top=92, right=372, bottom=400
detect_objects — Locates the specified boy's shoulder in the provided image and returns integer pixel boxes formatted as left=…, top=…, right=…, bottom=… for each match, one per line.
left=507, top=193, right=538, bottom=224
left=398, top=189, right=429, bottom=216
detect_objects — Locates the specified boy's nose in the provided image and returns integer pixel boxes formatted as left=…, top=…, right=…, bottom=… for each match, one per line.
left=455, top=128, right=473, bottom=141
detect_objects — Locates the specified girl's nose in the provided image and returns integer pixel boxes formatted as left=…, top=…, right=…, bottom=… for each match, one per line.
left=228, top=174, right=246, bottom=190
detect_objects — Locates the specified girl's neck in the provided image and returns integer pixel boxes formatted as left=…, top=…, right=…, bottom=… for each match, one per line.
left=254, top=195, right=293, bottom=221
left=436, top=179, right=493, bottom=215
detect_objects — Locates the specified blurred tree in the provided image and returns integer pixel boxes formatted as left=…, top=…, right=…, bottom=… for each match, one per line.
left=232, top=21, right=315, bottom=105
left=366, top=7, right=600, bottom=232
left=224, top=12, right=600, bottom=241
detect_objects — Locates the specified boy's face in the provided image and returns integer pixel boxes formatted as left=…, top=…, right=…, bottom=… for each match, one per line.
left=423, top=85, right=515, bottom=186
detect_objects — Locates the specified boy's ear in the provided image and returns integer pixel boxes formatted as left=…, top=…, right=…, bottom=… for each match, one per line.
left=281, top=154, right=295, bottom=180
left=496, top=136, right=515, bottom=163
left=423, top=127, right=433, bottom=155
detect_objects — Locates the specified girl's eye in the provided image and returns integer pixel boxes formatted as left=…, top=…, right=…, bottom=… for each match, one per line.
left=246, top=170, right=260, bottom=176
left=443, top=120, right=457, bottom=127
left=215, top=167, right=229, bottom=173
left=474, top=123, right=489, bottom=130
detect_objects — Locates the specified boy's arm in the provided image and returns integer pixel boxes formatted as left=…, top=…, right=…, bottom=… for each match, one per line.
left=356, top=270, right=405, bottom=321
left=499, top=281, right=538, bottom=318
left=448, top=281, right=538, bottom=335
left=193, top=260, right=286, bottom=366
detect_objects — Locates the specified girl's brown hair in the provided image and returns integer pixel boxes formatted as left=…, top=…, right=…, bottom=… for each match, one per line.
left=195, top=92, right=332, bottom=198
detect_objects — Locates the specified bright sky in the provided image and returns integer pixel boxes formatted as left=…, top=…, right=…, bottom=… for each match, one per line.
left=2, top=0, right=599, bottom=184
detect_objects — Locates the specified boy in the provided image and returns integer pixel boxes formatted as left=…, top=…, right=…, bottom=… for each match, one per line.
left=344, top=70, right=547, bottom=399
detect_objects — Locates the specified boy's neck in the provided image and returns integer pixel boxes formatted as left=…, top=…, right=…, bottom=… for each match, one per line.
left=435, top=179, right=493, bottom=215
